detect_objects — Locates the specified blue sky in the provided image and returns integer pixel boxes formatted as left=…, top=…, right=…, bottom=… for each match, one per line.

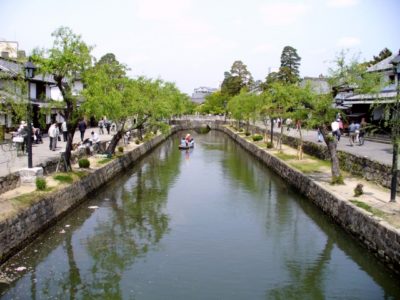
left=0, top=0, right=399, bottom=95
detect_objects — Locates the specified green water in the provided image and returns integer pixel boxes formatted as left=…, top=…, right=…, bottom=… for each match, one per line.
left=1, top=131, right=399, bottom=299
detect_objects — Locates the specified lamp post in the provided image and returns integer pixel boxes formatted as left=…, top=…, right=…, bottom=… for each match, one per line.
left=390, top=52, right=400, bottom=202
left=25, top=60, right=36, bottom=168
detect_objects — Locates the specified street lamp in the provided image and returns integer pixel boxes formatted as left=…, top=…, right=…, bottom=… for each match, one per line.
left=25, top=60, right=36, bottom=168
left=390, top=51, right=400, bottom=202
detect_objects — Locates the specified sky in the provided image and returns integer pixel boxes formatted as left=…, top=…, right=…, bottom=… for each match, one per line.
left=0, top=0, right=399, bottom=95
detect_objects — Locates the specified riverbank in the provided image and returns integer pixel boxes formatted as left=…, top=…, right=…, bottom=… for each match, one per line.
left=215, top=124, right=400, bottom=274
left=0, top=121, right=399, bottom=275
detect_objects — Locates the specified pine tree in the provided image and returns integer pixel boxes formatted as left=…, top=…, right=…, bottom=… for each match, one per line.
left=278, top=46, right=301, bottom=84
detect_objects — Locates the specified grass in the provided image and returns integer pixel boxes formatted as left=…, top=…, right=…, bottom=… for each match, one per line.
left=11, top=188, right=54, bottom=207
left=289, top=160, right=331, bottom=174
left=53, top=174, right=74, bottom=184
left=98, top=157, right=113, bottom=164
left=275, top=152, right=297, bottom=161
left=350, top=200, right=386, bottom=218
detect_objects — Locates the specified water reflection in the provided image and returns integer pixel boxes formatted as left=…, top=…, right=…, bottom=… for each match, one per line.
left=1, top=131, right=399, bottom=299
left=0, top=139, right=180, bottom=299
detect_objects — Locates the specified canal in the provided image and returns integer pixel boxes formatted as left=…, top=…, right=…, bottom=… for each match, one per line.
left=0, top=130, right=399, bottom=299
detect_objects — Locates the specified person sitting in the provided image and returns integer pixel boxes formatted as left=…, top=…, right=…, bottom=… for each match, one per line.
left=181, top=137, right=187, bottom=147
left=89, top=131, right=100, bottom=146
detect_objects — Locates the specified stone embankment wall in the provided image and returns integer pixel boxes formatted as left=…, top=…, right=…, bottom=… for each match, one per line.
left=0, top=141, right=109, bottom=195
left=214, top=125, right=400, bottom=274
left=0, top=135, right=166, bottom=263
left=1, top=121, right=399, bottom=274
left=239, top=123, right=398, bottom=191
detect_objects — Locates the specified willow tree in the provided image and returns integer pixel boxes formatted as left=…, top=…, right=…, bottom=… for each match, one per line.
left=32, top=27, right=93, bottom=168
left=227, top=89, right=259, bottom=132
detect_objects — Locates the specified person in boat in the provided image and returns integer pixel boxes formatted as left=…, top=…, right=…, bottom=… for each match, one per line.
left=181, top=137, right=187, bottom=147
left=185, top=134, right=193, bottom=145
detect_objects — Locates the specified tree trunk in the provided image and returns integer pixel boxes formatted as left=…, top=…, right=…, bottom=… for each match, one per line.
left=64, top=120, right=78, bottom=171
left=270, top=118, right=274, bottom=146
left=297, top=127, right=303, bottom=160
left=106, top=129, right=124, bottom=155
left=321, top=126, right=342, bottom=182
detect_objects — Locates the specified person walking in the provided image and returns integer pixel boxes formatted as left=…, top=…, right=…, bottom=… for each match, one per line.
left=61, top=120, right=68, bottom=142
left=348, top=121, right=356, bottom=146
left=359, top=118, right=367, bottom=146
left=317, top=128, right=323, bottom=142
left=98, top=118, right=104, bottom=135
left=78, top=119, right=87, bottom=142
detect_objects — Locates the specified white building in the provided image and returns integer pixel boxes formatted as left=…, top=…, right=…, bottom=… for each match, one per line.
left=191, top=87, right=217, bottom=104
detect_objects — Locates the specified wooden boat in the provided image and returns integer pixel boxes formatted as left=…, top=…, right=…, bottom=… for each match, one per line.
left=179, top=140, right=194, bottom=149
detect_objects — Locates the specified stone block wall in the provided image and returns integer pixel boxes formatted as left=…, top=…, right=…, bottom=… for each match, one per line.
left=216, top=125, right=400, bottom=274
left=0, top=134, right=167, bottom=263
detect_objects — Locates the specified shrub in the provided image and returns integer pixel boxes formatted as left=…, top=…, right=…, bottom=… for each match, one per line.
left=117, top=146, right=124, bottom=153
left=245, top=131, right=251, bottom=136
left=252, top=134, right=263, bottom=142
left=36, top=177, right=47, bottom=191
left=354, top=183, right=364, bottom=197
left=266, top=141, right=273, bottom=149
left=78, top=158, right=90, bottom=168
left=135, top=139, right=140, bottom=145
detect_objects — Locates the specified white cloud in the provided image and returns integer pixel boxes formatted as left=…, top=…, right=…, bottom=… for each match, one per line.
left=327, top=0, right=360, bottom=7
left=136, top=0, right=190, bottom=21
left=259, top=2, right=308, bottom=26
left=336, top=37, right=361, bottom=47
left=184, top=36, right=237, bottom=51
left=253, top=43, right=275, bottom=54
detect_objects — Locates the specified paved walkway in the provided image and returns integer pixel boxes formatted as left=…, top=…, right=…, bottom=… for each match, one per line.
left=255, top=122, right=393, bottom=166
left=0, top=128, right=113, bottom=177
left=0, top=120, right=395, bottom=177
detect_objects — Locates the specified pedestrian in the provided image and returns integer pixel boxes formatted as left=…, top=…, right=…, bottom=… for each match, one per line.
left=17, top=120, right=28, bottom=153
left=105, top=119, right=111, bottom=134
left=286, top=118, right=292, bottom=131
left=348, top=121, right=356, bottom=146
left=98, top=118, right=104, bottom=135
left=331, top=119, right=340, bottom=141
left=354, top=121, right=360, bottom=144
left=78, top=119, right=87, bottom=142
left=317, top=128, right=323, bottom=142
left=61, top=120, right=68, bottom=142
left=296, top=120, right=301, bottom=132
left=48, top=122, right=59, bottom=151
left=359, top=118, right=367, bottom=146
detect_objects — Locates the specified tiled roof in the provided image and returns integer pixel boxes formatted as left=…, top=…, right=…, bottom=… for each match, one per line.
left=367, top=54, right=397, bottom=72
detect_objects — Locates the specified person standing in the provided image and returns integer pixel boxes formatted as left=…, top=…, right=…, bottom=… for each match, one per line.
left=331, top=119, right=340, bottom=141
left=78, top=119, right=87, bottom=142
left=359, top=118, right=367, bottom=146
left=317, top=128, right=323, bottom=142
left=348, top=121, right=356, bottom=146
left=98, top=118, right=104, bottom=135
left=48, top=122, right=57, bottom=151
left=61, top=120, right=68, bottom=142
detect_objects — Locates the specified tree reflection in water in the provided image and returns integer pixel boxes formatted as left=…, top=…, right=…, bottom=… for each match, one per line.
left=0, top=139, right=181, bottom=299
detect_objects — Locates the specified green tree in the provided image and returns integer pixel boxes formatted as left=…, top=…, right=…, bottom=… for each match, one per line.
left=367, top=48, right=392, bottom=66
left=199, top=91, right=229, bottom=115
left=32, top=27, right=93, bottom=168
left=221, top=61, right=253, bottom=97
left=227, top=89, right=259, bottom=132
left=278, top=46, right=301, bottom=84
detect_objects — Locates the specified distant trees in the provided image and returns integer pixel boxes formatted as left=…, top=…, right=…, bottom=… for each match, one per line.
left=278, top=46, right=301, bottom=84
left=221, top=60, right=253, bottom=97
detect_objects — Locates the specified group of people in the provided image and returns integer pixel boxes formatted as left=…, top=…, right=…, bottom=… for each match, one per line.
left=180, top=134, right=194, bottom=147
left=12, top=121, right=44, bottom=153
left=330, top=115, right=366, bottom=146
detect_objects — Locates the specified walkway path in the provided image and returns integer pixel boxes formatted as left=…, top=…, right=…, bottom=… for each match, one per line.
left=0, top=128, right=113, bottom=177
left=255, top=122, right=393, bottom=166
